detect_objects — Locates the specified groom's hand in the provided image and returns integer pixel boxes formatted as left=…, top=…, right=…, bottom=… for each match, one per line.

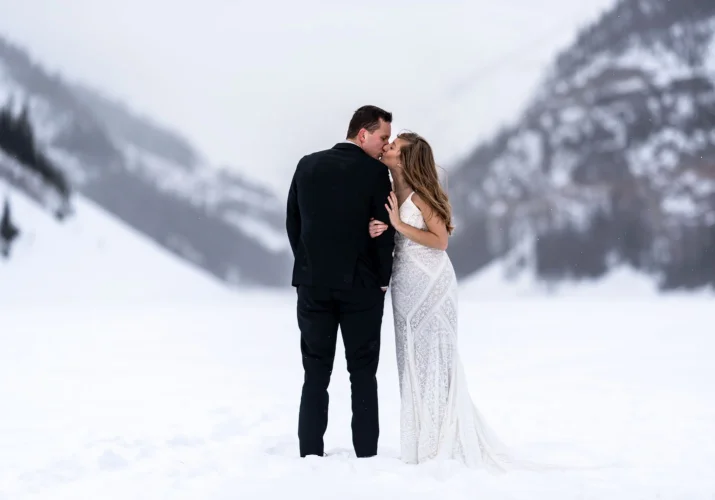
left=381, top=286, right=387, bottom=292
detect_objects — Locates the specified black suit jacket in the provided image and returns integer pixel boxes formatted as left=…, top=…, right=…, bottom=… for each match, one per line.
left=286, top=142, right=396, bottom=289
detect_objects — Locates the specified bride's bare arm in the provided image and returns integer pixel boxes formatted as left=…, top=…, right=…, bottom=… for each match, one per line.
left=385, top=192, right=449, bottom=251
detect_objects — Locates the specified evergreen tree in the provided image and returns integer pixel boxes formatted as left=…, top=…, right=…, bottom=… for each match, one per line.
left=0, top=197, right=20, bottom=258
left=0, top=98, right=71, bottom=199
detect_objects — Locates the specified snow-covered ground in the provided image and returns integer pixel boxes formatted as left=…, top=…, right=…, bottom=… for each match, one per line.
left=1, top=189, right=714, bottom=499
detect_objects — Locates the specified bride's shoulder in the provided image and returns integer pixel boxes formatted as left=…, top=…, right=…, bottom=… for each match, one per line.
left=410, top=192, right=438, bottom=221
left=410, top=192, right=426, bottom=210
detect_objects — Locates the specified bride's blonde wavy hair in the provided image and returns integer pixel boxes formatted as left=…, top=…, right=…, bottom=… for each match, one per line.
left=397, top=132, right=454, bottom=234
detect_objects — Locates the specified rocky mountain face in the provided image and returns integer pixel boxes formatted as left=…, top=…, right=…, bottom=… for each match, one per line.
left=0, top=36, right=291, bottom=286
left=448, top=0, right=715, bottom=291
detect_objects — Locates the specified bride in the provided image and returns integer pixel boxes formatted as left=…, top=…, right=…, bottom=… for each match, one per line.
left=368, top=132, right=514, bottom=471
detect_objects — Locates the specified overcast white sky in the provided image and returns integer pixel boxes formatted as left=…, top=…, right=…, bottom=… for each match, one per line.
left=0, top=0, right=615, bottom=192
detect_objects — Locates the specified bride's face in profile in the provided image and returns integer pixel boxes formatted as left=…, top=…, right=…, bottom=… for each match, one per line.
left=380, top=138, right=405, bottom=172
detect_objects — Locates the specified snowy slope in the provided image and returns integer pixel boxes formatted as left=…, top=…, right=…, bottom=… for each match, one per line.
left=0, top=185, right=233, bottom=304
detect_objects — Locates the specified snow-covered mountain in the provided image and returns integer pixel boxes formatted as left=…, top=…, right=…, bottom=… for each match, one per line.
left=447, top=0, right=715, bottom=292
left=0, top=35, right=291, bottom=287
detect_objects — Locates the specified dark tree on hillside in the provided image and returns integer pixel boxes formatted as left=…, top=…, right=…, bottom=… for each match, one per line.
left=0, top=197, right=20, bottom=258
left=660, top=223, right=715, bottom=290
left=534, top=214, right=611, bottom=281
left=0, top=99, right=71, bottom=198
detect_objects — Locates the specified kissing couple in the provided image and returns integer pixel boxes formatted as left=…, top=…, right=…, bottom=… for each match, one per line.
left=286, top=105, right=512, bottom=470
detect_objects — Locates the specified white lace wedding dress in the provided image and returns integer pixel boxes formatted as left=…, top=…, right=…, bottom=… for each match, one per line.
left=389, top=192, right=514, bottom=471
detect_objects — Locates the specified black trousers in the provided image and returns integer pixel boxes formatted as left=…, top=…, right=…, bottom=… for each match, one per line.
left=296, top=285, right=386, bottom=458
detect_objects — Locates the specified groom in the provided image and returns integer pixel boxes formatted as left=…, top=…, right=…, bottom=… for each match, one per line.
left=286, top=105, right=396, bottom=458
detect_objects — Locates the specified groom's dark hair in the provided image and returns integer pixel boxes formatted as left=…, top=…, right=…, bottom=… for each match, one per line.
left=346, top=105, right=392, bottom=139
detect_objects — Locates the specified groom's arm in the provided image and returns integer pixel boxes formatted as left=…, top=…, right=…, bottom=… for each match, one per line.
left=370, top=166, right=396, bottom=288
left=286, top=167, right=301, bottom=256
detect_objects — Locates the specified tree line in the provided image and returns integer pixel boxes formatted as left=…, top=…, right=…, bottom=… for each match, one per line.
left=0, top=98, right=73, bottom=258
